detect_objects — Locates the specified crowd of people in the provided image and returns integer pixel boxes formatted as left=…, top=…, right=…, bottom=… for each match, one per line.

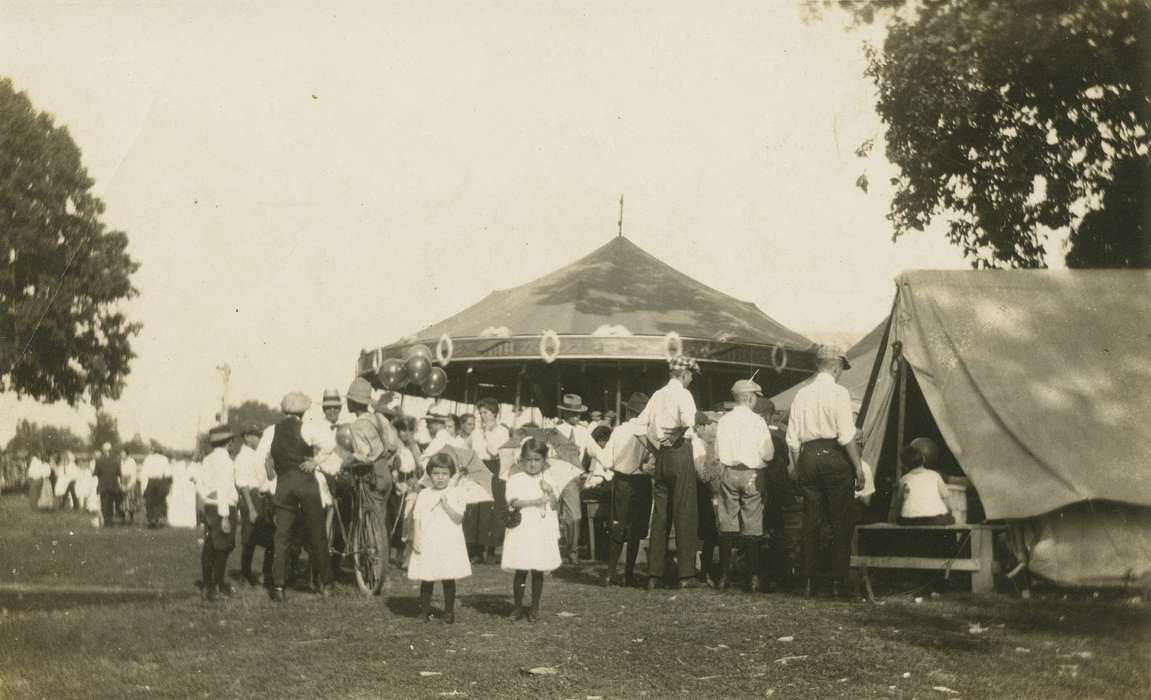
left=17, top=444, right=195, bottom=528
left=10, top=345, right=962, bottom=620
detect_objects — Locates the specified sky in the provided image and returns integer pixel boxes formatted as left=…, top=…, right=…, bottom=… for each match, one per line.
left=0, top=1, right=978, bottom=450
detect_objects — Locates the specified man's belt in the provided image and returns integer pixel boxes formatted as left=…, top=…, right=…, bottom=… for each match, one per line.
left=801, top=438, right=841, bottom=447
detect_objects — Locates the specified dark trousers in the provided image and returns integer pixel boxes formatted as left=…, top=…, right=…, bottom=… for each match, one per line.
left=201, top=508, right=237, bottom=588
left=99, top=490, right=119, bottom=526
left=798, top=439, right=855, bottom=579
left=272, top=470, right=332, bottom=587
left=648, top=439, right=698, bottom=580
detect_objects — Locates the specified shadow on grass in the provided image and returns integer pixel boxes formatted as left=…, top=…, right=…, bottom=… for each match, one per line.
left=0, top=589, right=195, bottom=612
left=461, top=593, right=515, bottom=618
left=385, top=595, right=423, bottom=618
left=550, top=564, right=606, bottom=586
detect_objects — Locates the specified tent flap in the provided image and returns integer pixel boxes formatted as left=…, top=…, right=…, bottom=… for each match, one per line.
left=860, top=269, right=1151, bottom=520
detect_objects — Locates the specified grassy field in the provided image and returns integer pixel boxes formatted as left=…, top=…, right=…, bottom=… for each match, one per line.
left=1, top=493, right=1149, bottom=699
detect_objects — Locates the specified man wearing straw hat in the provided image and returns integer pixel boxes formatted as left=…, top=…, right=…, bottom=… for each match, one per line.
left=639, top=355, right=703, bottom=589
left=786, top=344, right=865, bottom=598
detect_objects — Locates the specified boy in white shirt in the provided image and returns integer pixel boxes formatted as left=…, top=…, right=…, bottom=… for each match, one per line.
left=895, top=438, right=954, bottom=526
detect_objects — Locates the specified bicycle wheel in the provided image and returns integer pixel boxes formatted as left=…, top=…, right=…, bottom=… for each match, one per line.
left=352, top=509, right=386, bottom=595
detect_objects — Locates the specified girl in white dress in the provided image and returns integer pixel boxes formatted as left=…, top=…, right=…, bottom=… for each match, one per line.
left=501, top=438, right=562, bottom=622
left=408, top=452, right=471, bottom=624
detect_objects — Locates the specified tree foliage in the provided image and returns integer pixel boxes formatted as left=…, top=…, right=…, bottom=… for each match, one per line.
left=815, top=0, right=1150, bottom=268
left=196, top=399, right=282, bottom=455
left=88, top=410, right=121, bottom=450
left=0, top=78, right=142, bottom=406
left=228, top=399, right=283, bottom=432
left=5, top=418, right=86, bottom=458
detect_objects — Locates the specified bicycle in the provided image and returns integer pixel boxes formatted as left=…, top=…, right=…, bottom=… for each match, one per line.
left=325, top=463, right=387, bottom=595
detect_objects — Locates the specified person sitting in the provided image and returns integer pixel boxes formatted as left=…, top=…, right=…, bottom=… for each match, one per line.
left=894, top=439, right=954, bottom=526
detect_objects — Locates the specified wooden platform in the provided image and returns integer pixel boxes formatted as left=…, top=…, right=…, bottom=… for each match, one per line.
left=851, top=522, right=1004, bottom=597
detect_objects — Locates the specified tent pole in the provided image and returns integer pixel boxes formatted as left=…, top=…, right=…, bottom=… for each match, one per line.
left=888, top=356, right=909, bottom=523
left=614, top=366, right=622, bottom=426
left=514, top=368, right=523, bottom=413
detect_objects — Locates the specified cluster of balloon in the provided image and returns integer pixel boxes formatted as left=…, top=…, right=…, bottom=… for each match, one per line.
left=376, top=344, right=449, bottom=397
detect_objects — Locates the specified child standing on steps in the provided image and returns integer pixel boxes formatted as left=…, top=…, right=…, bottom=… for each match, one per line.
left=502, top=438, right=562, bottom=622
left=407, top=452, right=471, bottom=623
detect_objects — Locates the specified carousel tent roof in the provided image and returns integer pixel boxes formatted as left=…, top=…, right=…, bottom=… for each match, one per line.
left=859, top=269, right=1151, bottom=520
left=402, top=237, right=814, bottom=349
left=770, top=320, right=887, bottom=412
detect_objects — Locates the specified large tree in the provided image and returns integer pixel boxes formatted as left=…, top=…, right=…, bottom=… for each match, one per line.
left=818, top=0, right=1150, bottom=268
left=0, top=78, right=141, bottom=406
left=88, top=410, right=121, bottom=450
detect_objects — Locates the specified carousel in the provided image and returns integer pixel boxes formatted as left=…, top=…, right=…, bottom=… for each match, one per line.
left=355, top=236, right=819, bottom=418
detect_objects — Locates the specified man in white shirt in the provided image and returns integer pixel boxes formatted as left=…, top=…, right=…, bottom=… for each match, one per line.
left=715, top=379, right=775, bottom=592
left=785, top=345, right=865, bottom=598
left=589, top=392, right=652, bottom=587
left=637, top=355, right=703, bottom=589
left=140, top=446, right=172, bottom=527
left=198, top=425, right=238, bottom=601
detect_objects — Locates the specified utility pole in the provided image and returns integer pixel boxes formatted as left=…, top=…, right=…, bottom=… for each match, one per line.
left=216, top=364, right=231, bottom=425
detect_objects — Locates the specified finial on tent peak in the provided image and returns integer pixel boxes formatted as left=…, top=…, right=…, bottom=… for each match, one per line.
left=618, top=194, right=624, bottom=238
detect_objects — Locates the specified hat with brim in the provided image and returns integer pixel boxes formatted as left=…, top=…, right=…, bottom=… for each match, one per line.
left=208, top=425, right=234, bottom=445
left=241, top=422, right=262, bottom=437
left=321, top=388, right=342, bottom=408
left=557, top=394, right=587, bottom=413
left=345, top=377, right=374, bottom=407
left=816, top=344, right=851, bottom=370
left=624, top=391, right=649, bottom=416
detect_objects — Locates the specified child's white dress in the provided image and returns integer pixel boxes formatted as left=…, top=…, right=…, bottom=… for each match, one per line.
left=501, top=472, right=562, bottom=572
left=407, top=486, right=472, bottom=581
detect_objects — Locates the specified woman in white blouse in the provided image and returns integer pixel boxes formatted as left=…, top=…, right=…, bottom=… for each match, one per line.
left=471, top=398, right=511, bottom=564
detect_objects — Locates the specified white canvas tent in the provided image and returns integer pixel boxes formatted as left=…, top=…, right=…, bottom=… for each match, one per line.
left=858, top=270, right=1151, bottom=587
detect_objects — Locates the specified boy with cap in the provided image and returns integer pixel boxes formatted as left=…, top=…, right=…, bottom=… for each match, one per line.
left=637, top=355, right=703, bottom=589
left=198, top=425, right=238, bottom=600
left=715, top=379, right=774, bottom=592
left=234, top=422, right=270, bottom=586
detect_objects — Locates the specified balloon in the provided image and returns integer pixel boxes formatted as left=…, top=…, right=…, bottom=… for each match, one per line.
left=404, top=344, right=433, bottom=361
left=406, top=354, right=432, bottom=385
left=335, top=424, right=354, bottom=453
left=377, top=358, right=408, bottom=390
left=422, top=367, right=448, bottom=397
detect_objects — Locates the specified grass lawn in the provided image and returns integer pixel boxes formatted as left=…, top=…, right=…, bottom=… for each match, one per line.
left=1, top=493, right=1149, bottom=699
